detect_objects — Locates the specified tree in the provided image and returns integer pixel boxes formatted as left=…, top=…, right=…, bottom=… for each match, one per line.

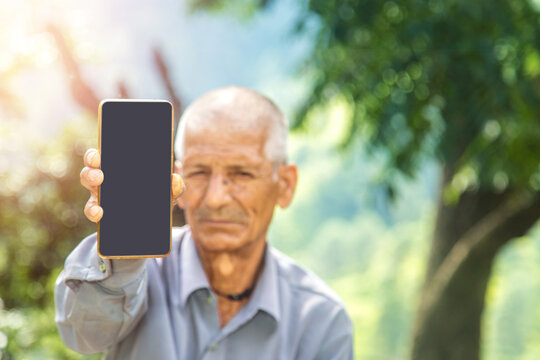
left=193, top=0, right=540, bottom=358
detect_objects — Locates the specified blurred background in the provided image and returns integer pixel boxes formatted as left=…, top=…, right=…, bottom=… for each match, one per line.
left=1, top=0, right=540, bottom=359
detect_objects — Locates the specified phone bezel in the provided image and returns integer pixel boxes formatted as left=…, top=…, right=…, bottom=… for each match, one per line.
left=97, top=99, right=174, bottom=259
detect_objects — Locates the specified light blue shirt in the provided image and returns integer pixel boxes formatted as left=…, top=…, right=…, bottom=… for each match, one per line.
left=55, top=226, right=354, bottom=359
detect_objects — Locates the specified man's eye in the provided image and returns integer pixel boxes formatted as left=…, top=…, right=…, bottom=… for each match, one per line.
left=235, top=171, right=254, bottom=178
left=188, top=171, right=207, bottom=177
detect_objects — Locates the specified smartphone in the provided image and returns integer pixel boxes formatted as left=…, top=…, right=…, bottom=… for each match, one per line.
left=97, top=99, right=173, bottom=258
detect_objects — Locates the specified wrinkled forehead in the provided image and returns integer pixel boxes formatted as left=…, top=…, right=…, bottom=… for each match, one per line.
left=187, top=111, right=267, bottom=136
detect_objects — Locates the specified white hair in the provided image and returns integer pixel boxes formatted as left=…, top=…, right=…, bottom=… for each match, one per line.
left=174, top=87, right=289, bottom=167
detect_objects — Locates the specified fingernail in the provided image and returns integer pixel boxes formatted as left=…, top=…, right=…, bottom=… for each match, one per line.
left=88, top=151, right=96, bottom=164
left=90, top=207, right=100, bottom=217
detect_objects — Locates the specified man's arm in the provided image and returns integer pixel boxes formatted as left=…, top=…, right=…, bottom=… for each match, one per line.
left=58, top=146, right=183, bottom=354
left=54, top=232, right=148, bottom=354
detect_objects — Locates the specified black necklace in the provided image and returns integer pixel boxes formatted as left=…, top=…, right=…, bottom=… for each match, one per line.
left=211, top=286, right=254, bottom=301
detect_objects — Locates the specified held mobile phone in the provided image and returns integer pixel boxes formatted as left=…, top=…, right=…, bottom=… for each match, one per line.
left=97, top=99, right=173, bottom=258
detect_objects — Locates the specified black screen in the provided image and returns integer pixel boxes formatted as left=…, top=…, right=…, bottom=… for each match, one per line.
left=98, top=100, right=172, bottom=257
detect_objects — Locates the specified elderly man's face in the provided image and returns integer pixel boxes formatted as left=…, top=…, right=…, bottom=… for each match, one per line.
left=175, top=120, right=296, bottom=253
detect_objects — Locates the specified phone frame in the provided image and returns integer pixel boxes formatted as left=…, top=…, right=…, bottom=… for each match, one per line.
left=97, top=99, right=174, bottom=259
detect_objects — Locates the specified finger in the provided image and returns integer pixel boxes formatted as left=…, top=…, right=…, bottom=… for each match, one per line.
left=84, top=194, right=103, bottom=223
left=171, top=173, right=185, bottom=199
left=80, top=167, right=104, bottom=191
left=84, top=148, right=101, bottom=168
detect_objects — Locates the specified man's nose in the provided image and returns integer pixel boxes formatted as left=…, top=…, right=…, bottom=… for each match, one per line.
left=204, top=173, right=232, bottom=209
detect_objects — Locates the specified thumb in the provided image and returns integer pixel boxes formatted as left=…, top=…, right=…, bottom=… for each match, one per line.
left=172, top=173, right=185, bottom=199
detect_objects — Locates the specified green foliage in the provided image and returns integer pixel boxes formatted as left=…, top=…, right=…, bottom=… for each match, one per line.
left=0, top=117, right=102, bottom=358
left=0, top=117, right=97, bottom=308
left=295, top=0, right=540, bottom=197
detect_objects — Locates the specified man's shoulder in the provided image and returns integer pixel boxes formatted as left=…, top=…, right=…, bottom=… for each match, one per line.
left=269, top=246, right=345, bottom=309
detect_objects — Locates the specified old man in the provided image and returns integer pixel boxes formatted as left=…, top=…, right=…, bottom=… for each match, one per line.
left=55, top=86, right=354, bottom=359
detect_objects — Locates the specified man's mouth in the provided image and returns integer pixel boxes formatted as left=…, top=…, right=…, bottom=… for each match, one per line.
left=199, top=219, right=245, bottom=225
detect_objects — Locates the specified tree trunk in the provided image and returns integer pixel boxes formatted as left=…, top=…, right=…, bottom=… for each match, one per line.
left=410, top=165, right=540, bottom=360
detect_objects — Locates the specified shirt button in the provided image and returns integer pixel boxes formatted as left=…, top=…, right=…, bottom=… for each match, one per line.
left=99, top=261, right=106, bottom=273
left=207, top=296, right=213, bottom=304
left=209, top=343, right=218, bottom=351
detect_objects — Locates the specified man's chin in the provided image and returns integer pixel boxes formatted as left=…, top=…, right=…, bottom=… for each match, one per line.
left=194, top=231, right=248, bottom=252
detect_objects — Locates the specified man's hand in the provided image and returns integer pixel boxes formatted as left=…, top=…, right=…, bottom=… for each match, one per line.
left=80, top=148, right=184, bottom=223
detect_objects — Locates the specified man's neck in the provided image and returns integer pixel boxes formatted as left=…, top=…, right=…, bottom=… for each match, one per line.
left=194, top=238, right=267, bottom=327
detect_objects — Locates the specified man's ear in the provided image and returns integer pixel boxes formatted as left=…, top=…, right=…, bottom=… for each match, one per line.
left=276, top=164, right=298, bottom=209
left=174, top=160, right=185, bottom=209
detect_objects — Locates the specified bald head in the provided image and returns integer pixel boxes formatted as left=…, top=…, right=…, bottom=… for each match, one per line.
left=174, top=86, right=288, bottom=166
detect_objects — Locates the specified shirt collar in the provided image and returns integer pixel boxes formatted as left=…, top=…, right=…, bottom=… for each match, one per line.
left=246, top=245, right=281, bottom=323
left=179, top=231, right=210, bottom=307
left=179, top=229, right=281, bottom=323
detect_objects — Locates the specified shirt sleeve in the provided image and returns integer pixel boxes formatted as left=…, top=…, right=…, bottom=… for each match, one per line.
left=314, top=306, right=355, bottom=360
left=54, top=232, right=149, bottom=354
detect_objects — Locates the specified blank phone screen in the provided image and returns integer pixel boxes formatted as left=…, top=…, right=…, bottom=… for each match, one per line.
left=98, top=100, right=173, bottom=258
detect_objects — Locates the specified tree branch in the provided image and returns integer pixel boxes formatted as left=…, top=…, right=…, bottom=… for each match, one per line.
left=153, top=47, right=182, bottom=132
left=47, top=24, right=100, bottom=115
